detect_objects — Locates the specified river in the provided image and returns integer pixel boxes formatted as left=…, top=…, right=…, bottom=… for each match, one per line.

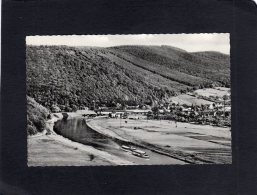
left=53, top=117, right=186, bottom=165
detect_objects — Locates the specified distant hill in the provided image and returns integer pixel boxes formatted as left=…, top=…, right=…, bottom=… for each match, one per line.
left=26, top=45, right=230, bottom=112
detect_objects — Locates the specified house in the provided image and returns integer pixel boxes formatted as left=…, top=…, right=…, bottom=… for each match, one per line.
left=100, top=111, right=112, bottom=116
left=78, top=106, right=89, bottom=110
left=115, top=112, right=125, bottom=118
left=76, top=110, right=97, bottom=117
left=126, top=105, right=139, bottom=109
left=110, top=113, right=116, bottom=118
left=127, top=109, right=151, bottom=115
left=208, top=104, right=214, bottom=110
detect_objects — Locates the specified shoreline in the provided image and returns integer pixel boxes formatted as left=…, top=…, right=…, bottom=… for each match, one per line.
left=28, top=112, right=231, bottom=166
left=87, top=118, right=231, bottom=164
left=28, top=113, right=134, bottom=166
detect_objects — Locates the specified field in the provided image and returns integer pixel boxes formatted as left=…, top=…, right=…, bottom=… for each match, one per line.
left=194, top=87, right=230, bottom=98
left=28, top=135, right=111, bottom=166
left=169, top=94, right=214, bottom=106
left=169, top=87, right=230, bottom=106
left=88, top=118, right=232, bottom=164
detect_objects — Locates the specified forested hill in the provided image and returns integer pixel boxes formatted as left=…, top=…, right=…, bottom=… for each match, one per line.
left=26, top=45, right=230, bottom=112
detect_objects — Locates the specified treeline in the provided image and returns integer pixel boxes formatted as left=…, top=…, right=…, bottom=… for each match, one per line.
left=110, top=46, right=230, bottom=87
left=26, top=45, right=230, bottom=112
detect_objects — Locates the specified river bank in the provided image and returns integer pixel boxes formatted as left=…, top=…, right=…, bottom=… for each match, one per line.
left=28, top=113, right=134, bottom=166
left=28, top=113, right=231, bottom=166
left=28, top=134, right=112, bottom=166
left=88, top=118, right=232, bottom=164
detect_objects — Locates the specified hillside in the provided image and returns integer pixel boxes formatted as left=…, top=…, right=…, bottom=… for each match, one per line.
left=27, top=96, right=50, bottom=135
left=26, top=45, right=230, bottom=112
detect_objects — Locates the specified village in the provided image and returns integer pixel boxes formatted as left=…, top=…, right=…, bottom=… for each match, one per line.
left=56, top=87, right=231, bottom=128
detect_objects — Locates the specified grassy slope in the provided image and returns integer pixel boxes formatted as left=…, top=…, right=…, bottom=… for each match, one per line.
left=26, top=45, right=230, bottom=112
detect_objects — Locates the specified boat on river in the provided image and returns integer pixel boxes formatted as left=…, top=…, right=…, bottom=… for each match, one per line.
left=121, top=145, right=137, bottom=152
left=132, top=149, right=149, bottom=159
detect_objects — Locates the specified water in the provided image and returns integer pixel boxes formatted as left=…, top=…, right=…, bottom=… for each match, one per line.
left=54, top=117, right=119, bottom=150
left=54, top=117, right=186, bottom=165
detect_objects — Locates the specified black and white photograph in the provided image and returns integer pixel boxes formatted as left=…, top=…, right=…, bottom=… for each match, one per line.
left=26, top=34, right=231, bottom=166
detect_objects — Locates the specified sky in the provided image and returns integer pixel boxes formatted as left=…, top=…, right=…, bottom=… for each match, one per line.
left=26, top=33, right=230, bottom=54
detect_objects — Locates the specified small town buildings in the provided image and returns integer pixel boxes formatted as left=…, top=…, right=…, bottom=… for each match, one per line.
left=76, top=109, right=97, bottom=116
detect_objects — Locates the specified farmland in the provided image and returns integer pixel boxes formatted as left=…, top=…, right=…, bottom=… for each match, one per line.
left=170, top=87, right=230, bottom=106
left=194, top=87, right=230, bottom=98
left=170, top=94, right=214, bottom=106
left=88, top=118, right=231, bottom=164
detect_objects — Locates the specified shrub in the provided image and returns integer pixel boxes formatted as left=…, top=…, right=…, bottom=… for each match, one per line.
left=27, top=96, right=50, bottom=135
left=27, top=124, right=37, bottom=135
left=33, top=116, right=46, bottom=132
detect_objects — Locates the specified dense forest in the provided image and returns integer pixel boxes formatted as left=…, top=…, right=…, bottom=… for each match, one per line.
left=27, top=96, right=49, bottom=135
left=26, top=45, right=230, bottom=112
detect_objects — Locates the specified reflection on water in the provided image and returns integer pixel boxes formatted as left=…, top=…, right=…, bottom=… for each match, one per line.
left=54, top=118, right=118, bottom=149
left=53, top=118, right=186, bottom=165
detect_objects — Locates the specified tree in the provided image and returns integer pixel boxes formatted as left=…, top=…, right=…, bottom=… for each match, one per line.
left=51, top=104, right=61, bottom=112
left=152, top=106, right=159, bottom=118
left=222, top=95, right=229, bottom=119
